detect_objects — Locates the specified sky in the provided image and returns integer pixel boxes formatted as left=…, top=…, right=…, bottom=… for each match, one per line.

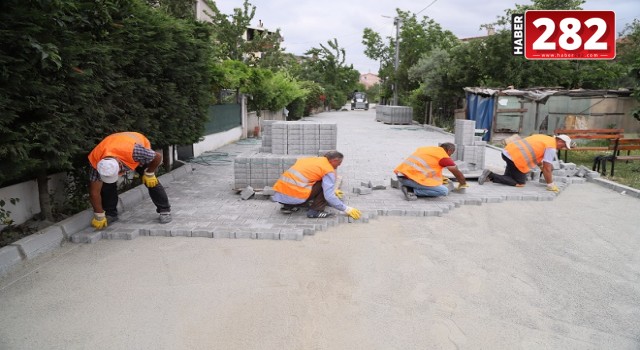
left=216, top=0, right=640, bottom=74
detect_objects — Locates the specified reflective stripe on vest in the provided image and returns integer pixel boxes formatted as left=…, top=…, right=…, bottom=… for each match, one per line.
left=278, top=168, right=312, bottom=190
left=402, top=155, right=440, bottom=181
left=505, top=135, right=556, bottom=173
left=394, top=146, right=448, bottom=187
left=273, top=157, right=335, bottom=200
left=512, top=139, right=537, bottom=170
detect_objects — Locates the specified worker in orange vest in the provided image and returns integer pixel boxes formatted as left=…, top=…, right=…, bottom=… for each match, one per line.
left=272, top=150, right=361, bottom=219
left=477, top=134, right=571, bottom=192
left=394, top=143, right=468, bottom=200
left=88, top=132, right=172, bottom=229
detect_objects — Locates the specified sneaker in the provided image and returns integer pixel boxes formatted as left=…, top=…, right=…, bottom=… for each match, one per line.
left=478, top=169, right=492, bottom=185
left=306, top=209, right=334, bottom=218
left=106, top=215, right=119, bottom=224
left=159, top=213, right=172, bottom=224
left=401, top=185, right=418, bottom=201
left=280, top=205, right=300, bottom=214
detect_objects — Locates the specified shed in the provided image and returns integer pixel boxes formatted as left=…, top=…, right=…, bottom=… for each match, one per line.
left=464, top=87, right=640, bottom=143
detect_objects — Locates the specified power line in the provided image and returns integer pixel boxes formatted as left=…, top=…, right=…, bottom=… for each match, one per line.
left=415, top=0, right=438, bottom=16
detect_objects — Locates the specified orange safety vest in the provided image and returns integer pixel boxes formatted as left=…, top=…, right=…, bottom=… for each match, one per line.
left=273, top=157, right=336, bottom=200
left=88, top=132, right=151, bottom=170
left=394, top=146, right=448, bottom=187
left=506, top=134, right=556, bottom=173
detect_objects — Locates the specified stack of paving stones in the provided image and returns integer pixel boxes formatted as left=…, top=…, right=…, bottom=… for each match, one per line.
left=261, top=121, right=337, bottom=155
left=375, top=105, right=387, bottom=122
left=233, top=151, right=298, bottom=190
left=453, top=119, right=486, bottom=171
left=378, top=106, right=413, bottom=125
left=235, top=121, right=338, bottom=190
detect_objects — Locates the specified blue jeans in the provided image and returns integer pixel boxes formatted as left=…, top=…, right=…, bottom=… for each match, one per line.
left=399, top=177, right=448, bottom=197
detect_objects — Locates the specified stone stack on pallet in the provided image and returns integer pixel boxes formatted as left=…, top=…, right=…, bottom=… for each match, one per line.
left=234, top=152, right=299, bottom=190
left=379, top=106, right=413, bottom=125
left=235, top=121, right=338, bottom=190
left=453, top=119, right=486, bottom=171
left=375, top=106, right=388, bottom=122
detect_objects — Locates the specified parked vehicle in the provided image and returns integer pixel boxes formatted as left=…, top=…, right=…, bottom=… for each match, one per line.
left=351, top=91, right=369, bottom=110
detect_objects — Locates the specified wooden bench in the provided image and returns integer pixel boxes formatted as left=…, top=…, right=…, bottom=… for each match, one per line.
left=608, top=138, right=640, bottom=176
left=554, top=128, right=624, bottom=162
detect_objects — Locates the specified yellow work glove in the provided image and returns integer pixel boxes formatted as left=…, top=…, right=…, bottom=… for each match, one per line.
left=91, top=212, right=108, bottom=230
left=142, top=171, right=158, bottom=188
left=546, top=182, right=559, bottom=193
left=456, top=183, right=469, bottom=190
left=335, top=189, right=344, bottom=199
left=345, top=206, right=361, bottom=220
left=442, top=178, right=449, bottom=184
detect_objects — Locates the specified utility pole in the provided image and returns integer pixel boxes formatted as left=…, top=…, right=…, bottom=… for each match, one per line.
left=393, top=17, right=400, bottom=106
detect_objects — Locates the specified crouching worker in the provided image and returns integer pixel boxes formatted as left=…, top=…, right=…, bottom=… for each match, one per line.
left=394, top=142, right=468, bottom=200
left=272, top=150, right=362, bottom=220
left=477, top=134, right=571, bottom=193
left=88, top=132, right=172, bottom=229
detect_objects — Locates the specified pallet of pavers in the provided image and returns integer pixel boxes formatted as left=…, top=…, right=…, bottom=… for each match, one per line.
left=382, top=106, right=413, bottom=125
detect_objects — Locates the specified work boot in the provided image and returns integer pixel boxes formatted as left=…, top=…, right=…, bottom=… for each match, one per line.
left=401, top=185, right=418, bottom=201
left=478, top=169, right=492, bottom=185
left=159, top=212, right=172, bottom=224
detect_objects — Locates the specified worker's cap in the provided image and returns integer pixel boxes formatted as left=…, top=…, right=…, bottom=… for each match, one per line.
left=555, top=134, right=572, bottom=149
left=97, top=158, right=120, bottom=183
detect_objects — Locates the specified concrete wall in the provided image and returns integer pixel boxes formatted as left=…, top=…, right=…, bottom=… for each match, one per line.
left=0, top=173, right=67, bottom=229
left=193, top=126, right=243, bottom=158
left=247, top=109, right=286, bottom=137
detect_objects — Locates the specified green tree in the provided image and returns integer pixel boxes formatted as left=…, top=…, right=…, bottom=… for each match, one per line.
left=362, top=9, right=458, bottom=105
left=202, top=0, right=283, bottom=64
left=299, top=39, right=360, bottom=109
left=0, top=0, right=214, bottom=220
left=617, top=20, right=640, bottom=120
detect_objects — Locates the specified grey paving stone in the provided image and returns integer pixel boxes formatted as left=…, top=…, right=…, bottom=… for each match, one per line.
left=55, top=209, right=93, bottom=239
left=104, top=229, right=139, bottom=240
left=71, top=229, right=103, bottom=244
left=148, top=229, right=171, bottom=237
left=191, top=229, right=213, bottom=238
left=11, top=226, right=64, bottom=259
left=0, top=246, right=23, bottom=275
left=119, top=186, right=145, bottom=211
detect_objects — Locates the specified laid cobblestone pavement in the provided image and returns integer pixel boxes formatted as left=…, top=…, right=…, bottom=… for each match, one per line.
left=75, top=109, right=575, bottom=242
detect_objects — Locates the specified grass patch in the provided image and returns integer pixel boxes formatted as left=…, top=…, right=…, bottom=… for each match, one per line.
left=563, top=151, right=640, bottom=189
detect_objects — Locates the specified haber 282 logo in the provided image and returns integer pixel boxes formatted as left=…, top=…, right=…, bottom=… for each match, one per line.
left=512, top=10, right=616, bottom=60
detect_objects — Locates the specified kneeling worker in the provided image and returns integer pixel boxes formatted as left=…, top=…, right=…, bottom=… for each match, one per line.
left=477, top=134, right=571, bottom=192
left=272, top=150, right=361, bottom=219
left=394, top=142, right=468, bottom=200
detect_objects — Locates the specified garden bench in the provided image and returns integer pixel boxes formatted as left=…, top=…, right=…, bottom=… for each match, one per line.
left=608, top=138, right=640, bottom=176
left=554, top=128, right=624, bottom=162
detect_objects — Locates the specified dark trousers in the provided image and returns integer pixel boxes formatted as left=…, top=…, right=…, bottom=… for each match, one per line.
left=101, top=166, right=171, bottom=217
left=304, top=181, right=328, bottom=211
left=490, top=154, right=528, bottom=186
